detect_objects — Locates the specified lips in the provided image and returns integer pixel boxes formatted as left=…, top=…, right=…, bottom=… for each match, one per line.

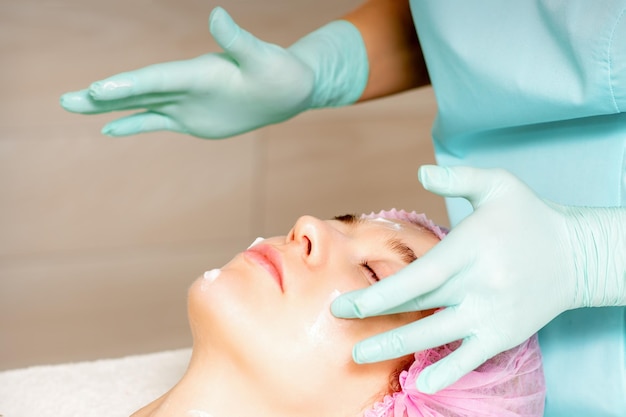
left=243, top=244, right=284, bottom=291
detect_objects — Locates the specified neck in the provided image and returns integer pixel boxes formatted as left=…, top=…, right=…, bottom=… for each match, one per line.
left=130, top=378, right=220, bottom=417
left=131, top=349, right=234, bottom=417
left=129, top=344, right=375, bottom=417
left=130, top=350, right=277, bottom=417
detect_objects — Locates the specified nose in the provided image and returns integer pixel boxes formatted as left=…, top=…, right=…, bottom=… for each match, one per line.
left=288, top=215, right=329, bottom=267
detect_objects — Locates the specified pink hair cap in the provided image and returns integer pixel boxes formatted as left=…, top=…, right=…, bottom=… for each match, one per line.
left=365, top=335, right=545, bottom=417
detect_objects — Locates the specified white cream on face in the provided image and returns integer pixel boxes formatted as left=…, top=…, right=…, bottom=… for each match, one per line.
left=247, top=236, right=265, bottom=249
left=201, top=268, right=221, bottom=290
left=370, top=217, right=403, bottom=231
left=306, top=289, right=342, bottom=345
left=203, top=268, right=221, bottom=282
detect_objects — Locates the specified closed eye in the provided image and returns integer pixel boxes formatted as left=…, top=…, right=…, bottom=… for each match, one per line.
left=360, top=261, right=379, bottom=284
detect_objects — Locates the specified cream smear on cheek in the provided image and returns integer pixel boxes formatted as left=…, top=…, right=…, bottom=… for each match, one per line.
left=306, top=289, right=343, bottom=345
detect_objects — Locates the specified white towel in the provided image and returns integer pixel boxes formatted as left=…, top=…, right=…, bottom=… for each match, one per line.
left=0, top=348, right=191, bottom=417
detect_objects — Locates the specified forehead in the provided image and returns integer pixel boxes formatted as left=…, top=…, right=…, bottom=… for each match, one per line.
left=328, top=215, right=440, bottom=245
left=367, top=216, right=404, bottom=230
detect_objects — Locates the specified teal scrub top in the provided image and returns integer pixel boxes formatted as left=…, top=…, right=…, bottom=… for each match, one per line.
left=408, top=1, right=626, bottom=416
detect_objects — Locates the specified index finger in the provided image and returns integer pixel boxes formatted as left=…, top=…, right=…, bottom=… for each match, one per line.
left=331, top=236, right=465, bottom=318
left=88, top=59, right=204, bottom=101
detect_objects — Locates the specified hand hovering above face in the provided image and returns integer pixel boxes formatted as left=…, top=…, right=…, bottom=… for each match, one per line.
left=60, top=7, right=315, bottom=139
left=332, top=165, right=626, bottom=394
left=60, top=7, right=369, bottom=139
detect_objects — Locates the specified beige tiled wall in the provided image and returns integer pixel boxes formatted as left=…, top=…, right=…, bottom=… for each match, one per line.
left=0, top=0, right=447, bottom=370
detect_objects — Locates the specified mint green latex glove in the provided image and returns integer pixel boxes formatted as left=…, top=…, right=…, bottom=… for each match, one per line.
left=59, top=7, right=368, bottom=139
left=332, top=165, right=626, bottom=394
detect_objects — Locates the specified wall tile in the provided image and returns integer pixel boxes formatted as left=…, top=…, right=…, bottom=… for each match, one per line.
left=0, top=125, right=258, bottom=256
left=0, top=238, right=247, bottom=370
left=261, top=92, right=449, bottom=236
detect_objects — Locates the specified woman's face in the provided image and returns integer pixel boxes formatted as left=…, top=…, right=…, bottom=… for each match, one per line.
left=187, top=214, right=440, bottom=416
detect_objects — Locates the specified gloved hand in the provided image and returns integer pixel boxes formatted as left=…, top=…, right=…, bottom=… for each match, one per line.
left=59, top=7, right=368, bottom=139
left=331, top=165, right=626, bottom=394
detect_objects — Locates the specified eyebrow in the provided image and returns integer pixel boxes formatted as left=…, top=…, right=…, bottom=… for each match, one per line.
left=333, top=214, right=418, bottom=264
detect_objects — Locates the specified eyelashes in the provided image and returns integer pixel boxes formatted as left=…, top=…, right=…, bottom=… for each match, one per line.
left=360, top=261, right=380, bottom=284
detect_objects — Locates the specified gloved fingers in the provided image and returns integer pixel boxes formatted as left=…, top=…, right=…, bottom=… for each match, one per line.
left=60, top=89, right=104, bottom=114
left=331, top=238, right=465, bottom=319
left=86, top=59, right=207, bottom=102
left=209, top=7, right=270, bottom=69
left=415, top=336, right=491, bottom=394
left=101, top=111, right=186, bottom=136
left=352, top=308, right=468, bottom=363
left=418, top=165, right=516, bottom=209
left=61, top=89, right=185, bottom=114
left=371, top=286, right=459, bottom=315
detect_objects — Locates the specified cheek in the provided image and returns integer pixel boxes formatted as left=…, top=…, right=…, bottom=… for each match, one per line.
left=346, top=310, right=428, bottom=345
left=291, top=297, right=355, bottom=363
left=186, top=267, right=279, bottom=351
left=284, top=310, right=424, bottom=409
left=279, top=287, right=432, bottom=366
left=299, top=289, right=344, bottom=338
left=294, top=306, right=428, bottom=367
left=342, top=308, right=421, bottom=341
